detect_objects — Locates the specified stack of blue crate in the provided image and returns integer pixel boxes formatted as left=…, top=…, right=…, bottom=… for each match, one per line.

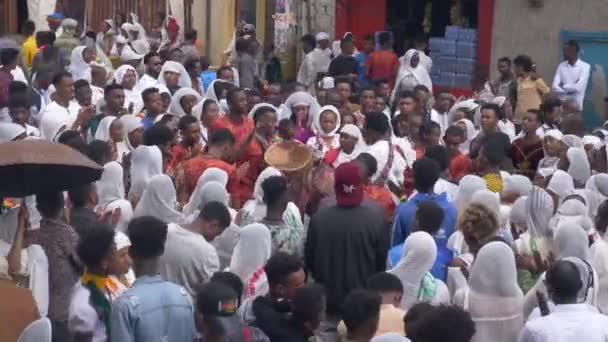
left=432, top=26, right=478, bottom=88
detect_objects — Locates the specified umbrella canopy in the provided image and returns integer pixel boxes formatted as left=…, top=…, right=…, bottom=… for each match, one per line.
left=0, top=140, right=103, bottom=197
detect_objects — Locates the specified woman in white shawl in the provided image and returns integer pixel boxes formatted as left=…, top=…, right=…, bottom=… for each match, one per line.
left=391, top=49, right=433, bottom=103
left=586, top=174, right=608, bottom=197
left=590, top=200, right=608, bottom=313
left=0, top=123, right=26, bottom=142
left=522, top=186, right=556, bottom=262
left=564, top=147, right=592, bottom=187
left=549, top=195, right=594, bottom=234
left=523, top=221, right=599, bottom=319
left=326, top=124, right=365, bottom=168
left=94, top=116, right=119, bottom=142
left=453, top=242, right=523, bottom=342
left=114, top=65, right=140, bottom=113
left=105, top=199, right=133, bottom=234
left=454, top=118, right=477, bottom=155
left=182, top=168, right=230, bottom=218
left=229, top=223, right=272, bottom=300
left=117, top=114, right=143, bottom=159
left=238, top=167, right=303, bottom=228
left=206, top=79, right=234, bottom=113
left=96, top=161, right=125, bottom=210
left=158, top=61, right=191, bottom=94
left=96, top=19, right=116, bottom=52
left=306, top=105, right=341, bottom=158
left=39, top=111, right=69, bottom=142
left=134, top=174, right=184, bottom=224
left=70, top=46, right=95, bottom=81
left=537, top=129, right=564, bottom=178
left=191, top=98, right=220, bottom=146
left=128, top=145, right=163, bottom=205
left=389, top=231, right=450, bottom=310
left=168, top=87, right=202, bottom=117
left=546, top=170, right=575, bottom=208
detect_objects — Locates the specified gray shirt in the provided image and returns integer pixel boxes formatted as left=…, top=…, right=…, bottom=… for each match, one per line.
left=236, top=53, right=258, bottom=89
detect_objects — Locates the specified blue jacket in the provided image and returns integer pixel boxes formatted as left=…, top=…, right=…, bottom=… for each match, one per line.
left=391, top=192, right=457, bottom=281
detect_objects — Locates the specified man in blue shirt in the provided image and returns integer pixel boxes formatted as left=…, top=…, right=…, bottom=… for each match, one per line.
left=111, top=216, right=197, bottom=342
left=140, top=87, right=165, bottom=130
left=391, top=157, right=457, bottom=281
left=354, top=35, right=374, bottom=88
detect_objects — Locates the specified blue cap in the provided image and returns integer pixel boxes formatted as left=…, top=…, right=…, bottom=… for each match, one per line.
left=47, top=13, right=65, bottom=20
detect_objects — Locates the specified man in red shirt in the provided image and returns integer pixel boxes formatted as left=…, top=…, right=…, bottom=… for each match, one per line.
left=169, top=115, right=202, bottom=170
left=444, top=125, right=472, bottom=182
left=366, top=32, right=399, bottom=89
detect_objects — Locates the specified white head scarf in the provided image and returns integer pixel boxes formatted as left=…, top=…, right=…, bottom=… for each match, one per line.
left=471, top=190, right=501, bottom=223
left=554, top=221, right=590, bottom=261
left=392, top=49, right=433, bottom=100
left=119, top=44, right=145, bottom=62
left=279, top=91, right=321, bottom=123
left=586, top=174, right=608, bottom=197
left=526, top=186, right=555, bottom=239
left=389, top=231, right=437, bottom=309
left=0, top=123, right=26, bottom=142
left=503, top=175, right=532, bottom=197
left=454, top=119, right=477, bottom=155
left=114, top=65, right=137, bottom=85
left=510, top=196, right=528, bottom=229
left=550, top=197, right=593, bottom=233
left=129, top=145, right=163, bottom=198
left=39, top=111, right=69, bottom=142
left=229, top=223, right=272, bottom=285
left=562, top=134, right=584, bottom=148
left=465, top=242, right=523, bottom=342
left=97, top=161, right=125, bottom=208
left=183, top=180, right=230, bottom=218
left=448, top=99, right=480, bottom=124
left=158, top=61, right=191, bottom=89
left=547, top=169, right=575, bottom=205
left=566, top=147, right=591, bottom=186
left=314, top=105, right=341, bottom=137
left=168, top=87, right=202, bottom=117
left=70, top=46, right=92, bottom=81
left=206, top=79, right=233, bottom=102
left=105, top=199, right=133, bottom=233
left=114, top=231, right=131, bottom=251
left=94, top=116, right=116, bottom=142
left=119, top=115, right=143, bottom=151
left=545, top=129, right=563, bottom=141
left=241, top=167, right=282, bottom=223
left=192, top=98, right=219, bottom=121
left=248, top=103, right=278, bottom=119
left=583, top=135, right=603, bottom=150
left=454, top=175, right=487, bottom=211
left=134, top=174, right=183, bottom=224
left=335, top=124, right=365, bottom=167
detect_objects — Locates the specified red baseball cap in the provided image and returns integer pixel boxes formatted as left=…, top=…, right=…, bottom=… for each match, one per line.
left=334, top=162, right=364, bottom=207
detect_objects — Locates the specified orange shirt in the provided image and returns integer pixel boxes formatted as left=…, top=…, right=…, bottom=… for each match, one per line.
left=364, top=184, right=397, bottom=222
left=210, top=116, right=255, bottom=153
left=168, top=143, right=195, bottom=171
left=366, top=50, right=400, bottom=88
left=449, top=153, right=472, bottom=181
left=176, top=154, right=238, bottom=203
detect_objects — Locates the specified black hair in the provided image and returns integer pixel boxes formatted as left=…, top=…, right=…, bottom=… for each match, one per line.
left=68, top=183, right=94, bottom=208
left=200, top=56, right=211, bottom=71
left=443, top=125, right=465, bottom=140
left=546, top=259, right=583, bottom=303
left=141, top=87, right=159, bottom=104
left=497, top=56, right=511, bottom=65
left=341, top=289, right=382, bottom=333
left=335, top=76, right=352, bottom=88
left=513, top=54, right=533, bottom=73
left=226, top=87, right=244, bottom=106
left=481, top=133, right=508, bottom=167
left=480, top=103, right=501, bottom=119
left=36, top=190, right=64, bottom=218
left=143, top=124, right=175, bottom=147
left=539, top=97, right=562, bottom=123
left=265, top=252, right=303, bottom=287
left=378, top=32, right=391, bottom=46
left=21, top=20, right=36, bottom=36
left=210, top=271, right=244, bottom=302
left=245, top=88, right=261, bottom=97
left=415, top=201, right=445, bottom=235
left=340, top=35, right=354, bottom=48
left=198, top=201, right=231, bottom=229
left=74, top=79, right=90, bottom=92
left=209, top=128, right=236, bottom=146
left=213, top=80, right=235, bottom=99
left=566, top=39, right=580, bottom=53
left=184, top=29, right=197, bottom=41
left=420, top=120, right=441, bottom=137
left=86, top=140, right=113, bottom=165
left=413, top=157, right=440, bottom=193
left=526, top=108, right=541, bottom=123
left=9, top=92, right=30, bottom=110
left=398, top=90, right=417, bottom=101
left=424, top=145, right=449, bottom=171
left=0, top=48, right=19, bottom=66
left=104, top=83, right=124, bottom=96
left=278, top=118, right=294, bottom=133
left=77, top=223, right=115, bottom=269
left=58, top=130, right=87, bottom=154
left=364, top=112, right=390, bottom=135
left=596, top=200, right=608, bottom=235
left=127, top=216, right=168, bottom=259
left=367, top=272, right=403, bottom=294
left=216, top=65, right=233, bottom=79
left=36, top=30, right=56, bottom=46
left=184, top=58, right=201, bottom=74
left=251, top=105, right=276, bottom=124
left=300, top=34, right=316, bottom=48
left=356, top=153, right=378, bottom=179
left=404, top=302, right=435, bottom=340
left=359, top=87, right=376, bottom=97
left=144, top=51, right=160, bottom=65
left=413, top=84, right=430, bottom=93
left=292, top=284, right=326, bottom=324
left=52, top=71, right=72, bottom=86
left=262, top=175, right=288, bottom=207
left=178, top=115, right=198, bottom=131
left=415, top=305, right=476, bottom=342
left=374, top=78, right=389, bottom=87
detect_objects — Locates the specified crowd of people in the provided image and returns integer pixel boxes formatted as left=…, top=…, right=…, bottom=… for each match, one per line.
left=1, top=10, right=608, bottom=342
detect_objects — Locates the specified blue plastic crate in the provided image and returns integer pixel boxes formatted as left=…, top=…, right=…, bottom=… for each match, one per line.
left=456, top=41, right=477, bottom=59
left=429, top=37, right=444, bottom=53
left=438, top=56, right=457, bottom=73
left=441, top=39, right=457, bottom=56
left=440, top=72, right=456, bottom=87
left=431, top=74, right=441, bottom=86
left=455, top=58, right=476, bottom=74
left=455, top=73, right=472, bottom=88
left=445, top=26, right=460, bottom=40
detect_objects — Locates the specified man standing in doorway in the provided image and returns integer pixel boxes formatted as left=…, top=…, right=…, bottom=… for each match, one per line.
left=491, top=57, right=515, bottom=98
left=552, top=40, right=590, bottom=110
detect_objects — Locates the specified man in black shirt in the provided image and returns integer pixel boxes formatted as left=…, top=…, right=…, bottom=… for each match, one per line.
left=328, top=36, right=358, bottom=81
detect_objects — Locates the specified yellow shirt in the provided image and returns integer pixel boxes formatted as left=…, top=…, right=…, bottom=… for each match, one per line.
left=22, top=35, right=38, bottom=69
left=514, top=76, right=550, bottom=123
left=483, top=172, right=504, bottom=193
left=338, top=304, right=407, bottom=337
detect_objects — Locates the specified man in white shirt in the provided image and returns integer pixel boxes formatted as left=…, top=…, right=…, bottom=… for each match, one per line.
left=297, top=34, right=318, bottom=92
left=159, top=201, right=231, bottom=297
left=552, top=40, right=590, bottom=110
left=518, top=259, right=608, bottom=342
left=430, top=90, right=452, bottom=136
left=364, top=112, right=407, bottom=186
left=135, top=52, right=163, bottom=93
